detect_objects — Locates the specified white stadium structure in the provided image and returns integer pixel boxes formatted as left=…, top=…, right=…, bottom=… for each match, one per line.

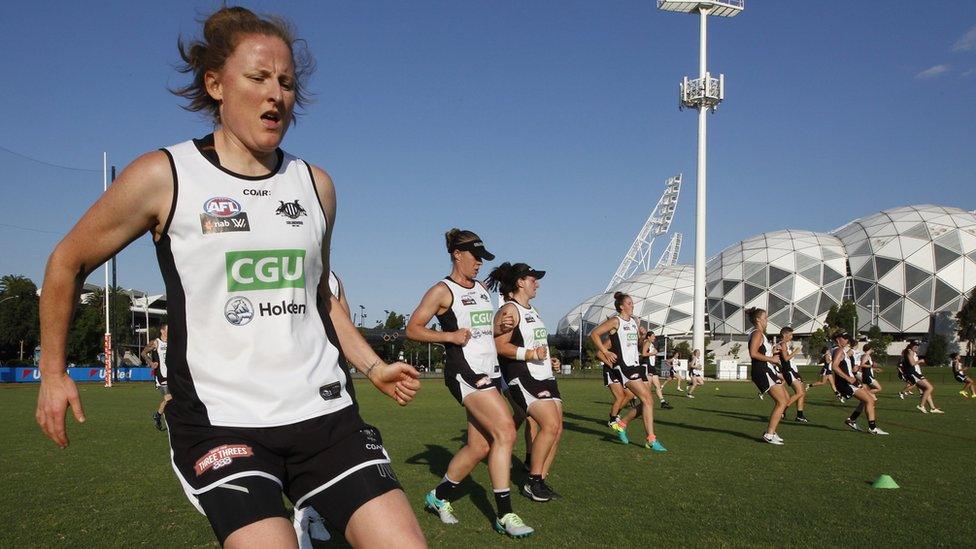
left=558, top=204, right=976, bottom=338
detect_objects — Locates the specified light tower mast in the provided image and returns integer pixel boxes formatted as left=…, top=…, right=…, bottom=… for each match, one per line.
left=658, top=0, right=743, bottom=354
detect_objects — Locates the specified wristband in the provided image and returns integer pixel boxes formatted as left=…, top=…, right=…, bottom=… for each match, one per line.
left=515, top=347, right=527, bottom=361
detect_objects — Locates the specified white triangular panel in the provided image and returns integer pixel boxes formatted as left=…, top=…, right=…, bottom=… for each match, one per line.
left=770, top=253, right=795, bottom=271
left=904, top=246, right=935, bottom=271
left=936, top=258, right=965, bottom=290
left=792, top=276, right=820, bottom=300
left=898, top=237, right=929, bottom=259
left=902, top=300, right=930, bottom=331
left=878, top=263, right=905, bottom=293
left=876, top=237, right=904, bottom=259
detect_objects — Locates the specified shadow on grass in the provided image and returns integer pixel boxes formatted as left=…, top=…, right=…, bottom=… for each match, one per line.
left=403, top=443, right=497, bottom=523
left=688, top=407, right=845, bottom=432
left=565, top=410, right=758, bottom=443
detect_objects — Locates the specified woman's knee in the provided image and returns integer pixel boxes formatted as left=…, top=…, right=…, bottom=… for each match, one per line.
left=491, top=420, right=517, bottom=447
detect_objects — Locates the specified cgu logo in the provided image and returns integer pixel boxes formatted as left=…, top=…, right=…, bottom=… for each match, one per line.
left=203, top=197, right=242, bottom=218
left=469, top=310, right=493, bottom=327
left=533, top=328, right=548, bottom=342
left=226, top=249, right=306, bottom=291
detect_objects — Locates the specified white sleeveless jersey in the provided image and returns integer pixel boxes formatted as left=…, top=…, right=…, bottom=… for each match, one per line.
left=610, top=315, right=640, bottom=367
left=156, top=138, right=349, bottom=427
left=156, top=338, right=168, bottom=379
left=504, top=301, right=553, bottom=381
left=436, top=278, right=500, bottom=378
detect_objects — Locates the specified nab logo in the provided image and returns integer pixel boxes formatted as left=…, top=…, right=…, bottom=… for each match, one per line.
left=461, top=296, right=477, bottom=306
left=226, top=249, right=306, bottom=291
left=203, top=197, right=242, bottom=217
left=469, top=310, right=493, bottom=327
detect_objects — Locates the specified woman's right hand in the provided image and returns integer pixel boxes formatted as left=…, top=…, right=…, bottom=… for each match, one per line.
left=599, top=350, right=617, bottom=365
left=35, top=370, right=86, bottom=448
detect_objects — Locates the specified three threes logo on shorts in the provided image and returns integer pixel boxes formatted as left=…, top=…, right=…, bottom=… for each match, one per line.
left=195, top=444, right=254, bottom=476
left=201, top=197, right=250, bottom=234
left=226, top=249, right=305, bottom=291
left=469, top=310, right=493, bottom=327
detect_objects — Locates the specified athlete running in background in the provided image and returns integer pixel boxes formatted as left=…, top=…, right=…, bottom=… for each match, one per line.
left=901, top=341, right=943, bottom=413
left=776, top=327, right=807, bottom=423
left=35, top=8, right=425, bottom=547
left=950, top=353, right=974, bottom=398
left=662, top=351, right=686, bottom=393
left=590, top=292, right=667, bottom=452
left=897, top=342, right=919, bottom=399
left=406, top=229, right=534, bottom=538
left=141, top=324, right=170, bottom=431
left=640, top=331, right=672, bottom=409
left=744, top=308, right=788, bottom=445
left=686, top=349, right=704, bottom=398
left=488, top=262, right=564, bottom=503
left=858, top=343, right=882, bottom=396
left=806, top=347, right=838, bottom=398
left=833, top=332, right=888, bottom=435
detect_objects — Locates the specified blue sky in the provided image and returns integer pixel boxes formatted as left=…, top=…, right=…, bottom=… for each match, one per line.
left=1, top=1, right=974, bottom=326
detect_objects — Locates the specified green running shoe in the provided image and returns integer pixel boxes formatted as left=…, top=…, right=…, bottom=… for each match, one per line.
left=424, top=490, right=458, bottom=524
left=494, top=513, right=534, bottom=538
left=617, top=428, right=630, bottom=445
left=645, top=439, right=668, bottom=452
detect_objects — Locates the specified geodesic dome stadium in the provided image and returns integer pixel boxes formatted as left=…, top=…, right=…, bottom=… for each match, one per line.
left=832, top=205, right=976, bottom=333
left=705, top=230, right=848, bottom=335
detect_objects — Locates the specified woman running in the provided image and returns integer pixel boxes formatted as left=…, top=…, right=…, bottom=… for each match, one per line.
left=487, top=262, right=564, bottom=503
left=744, top=308, right=789, bottom=444
left=662, top=351, right=686, bottom=393
left=590, top=292, right=668, bottom=452
left=806, top=347, right=837, bottom=398
left=951, top=353, right=974, bottom=398
left=897, top=343, right=919, bottom=400
left=686, top=349, right=705, bottom=398
left=833, top=332, right=889, bottom=435
left=34, top=7, right=425, bottom=547
left=406, top=229, right=534, bottom=538
left=776, top=327, right=808, bottom=423
left=858, top=343, right=882, bottom=396
left=901, top=341, right=943, bottom=413
left=640, top=331, right=672, bottom=409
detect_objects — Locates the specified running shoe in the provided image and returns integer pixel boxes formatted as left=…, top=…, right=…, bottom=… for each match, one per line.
left=916, top=404, right=928, bottom=414
left=805, top=383, right=812, bottom=390
left=771, top=433, right=784, bottom=443
left=960, top=390, right=970, bottom=397
left=868, top=427, right=889, bottom=435
left=293, top=506, right=331, bottom=549
left=494, top=513, right=534, bottom=538
left=686, top=394, right=695, bottom=399
left=930, top=408, right=945, bottom=414
left=521, top=480, right=552, bottom=502
left=795, top=416, right=809, bottom=423
left=424, top=490, right=459, bottom=524
left=661, top=401, right=674, bottom=410
left=844, top=418, right=861, bottom=431
left=898, top=392, right=905, bottom=400
left=610, top=421, right=624, bottom=433
left=152, top=412, right=164, bottom=431
left=758, top=393, right=764, bottom=400
left=617, top=428, right=630, bottom=445
left=677, top=386, right=684, bottom=392
left=645, top=439, right=668, bottom=452
left=762, top=433, right=784, bottom=445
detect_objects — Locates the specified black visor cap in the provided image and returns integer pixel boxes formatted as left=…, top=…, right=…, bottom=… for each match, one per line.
left=513, top=263, right=546, bottom=280
left=454, top=239, right=495, bottom=261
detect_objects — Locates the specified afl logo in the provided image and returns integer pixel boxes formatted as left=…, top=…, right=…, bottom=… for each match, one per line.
left=204, top=197, right=243, bottom=218
left=224, top=296, right=254, bottom=326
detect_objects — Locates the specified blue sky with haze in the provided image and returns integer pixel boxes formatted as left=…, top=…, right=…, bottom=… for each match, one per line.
left=1, top=1, right=973, bottom=325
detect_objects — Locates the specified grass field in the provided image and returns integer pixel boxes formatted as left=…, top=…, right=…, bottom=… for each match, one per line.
left=2, top=369, right=974, bottom=548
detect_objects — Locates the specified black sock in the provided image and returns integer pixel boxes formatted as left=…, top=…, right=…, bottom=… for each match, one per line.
left=494, top=489, right=512, bottom=518
left=797, top=410, right=805, bottom=418
left=849, top=409, right=861, bottom=421
left=435, top=476, right=459, bottom=501
left=528, top=474, right=542, bottom=484
left=869, top=420, right=877, bottom=430
left=524, top=453, right=532, bottom=468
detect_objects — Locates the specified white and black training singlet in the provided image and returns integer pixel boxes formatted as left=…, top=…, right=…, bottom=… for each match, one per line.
left=609, top=315, right=640, bottom=368
left=436, top=277, right=500, bottom=380
left=498, top=300, right=553, bottom=382
left=155, top=136, right=349, bottom=428
left=153, top=337, right=168, bottom=386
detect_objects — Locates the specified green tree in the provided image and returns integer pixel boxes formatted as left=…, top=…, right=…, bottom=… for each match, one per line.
left=866, top=325, right=893, bottom=367
left=0, top=275, right=40, bottom=361
left=64, top=287, right=134, bottom=364
left=925, top=334, right=949, bottom=367
left=673, top=341, right=692, bottom=360
left=383, top=311, right=406, bottom=330
left=956, top=288, right=976, bottom=366
left=807, top=328, right=829, bottom=358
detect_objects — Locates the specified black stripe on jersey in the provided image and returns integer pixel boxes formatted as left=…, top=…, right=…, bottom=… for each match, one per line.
left=609, top=319, right=625, bottom=367
left=301, top=160, right=329, bottom=222
left=316, top=294, right=357, bottom=410
left=158, top=148, right=179, bottom=237
left=155, top=231, right=210, bottom=425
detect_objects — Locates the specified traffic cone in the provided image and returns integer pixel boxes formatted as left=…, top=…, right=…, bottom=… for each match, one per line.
left=872, top=474, right=899, bottom=489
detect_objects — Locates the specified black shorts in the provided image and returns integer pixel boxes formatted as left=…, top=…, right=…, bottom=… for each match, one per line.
left=509, top=376, right=561, bottom=412
left=615, top=363, right=648, bottom=384
left=166, top=405, right=400, bottom=542
left=905, top=371, right=925, bottom=384
left=955, top=372, right=968, bottom=383
left=444, top=368, right=502, bottom=405
left=835, top=376, right=862, bottom=399
left=783, top=368, right=801, bottom=386
left=819, top=365, right=832, bottom=378
left=751, top=364, right=782, bottom=394
left=603, top=364, right=623, bottom=386
left=646, top=364, right=659, bottom=377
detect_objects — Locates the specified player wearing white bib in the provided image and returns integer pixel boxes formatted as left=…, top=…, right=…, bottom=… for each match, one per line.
left=901, top=341, right=943, bottom=413
left=686, top=349, right=705, bottom=398
left=34, top=8, right=424, bottom=547
left=488, top=262, right=564, bottom=503
left=950, top=352, right=975, bottom=398
left=407, top=229, right=534, bottom=539
left=590, top=292, right=667, bottom=452
left=776, top=327, right=808, bottom=423
left=745, top=308, right=788, bottom=445
left=640, top=332, right=672, bottom=409
left=141, top=324, right=170, bottom=431
left=833, top=332, right=889, bottom=434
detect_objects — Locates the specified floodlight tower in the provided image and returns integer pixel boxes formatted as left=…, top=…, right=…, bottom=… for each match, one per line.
left=658, top=0, right=743, bottom=355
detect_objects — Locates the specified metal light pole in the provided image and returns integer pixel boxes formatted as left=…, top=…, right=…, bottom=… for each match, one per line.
left=658, top=0, right=743, bottom=355
left=102, top=152, right=113, bottom=388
